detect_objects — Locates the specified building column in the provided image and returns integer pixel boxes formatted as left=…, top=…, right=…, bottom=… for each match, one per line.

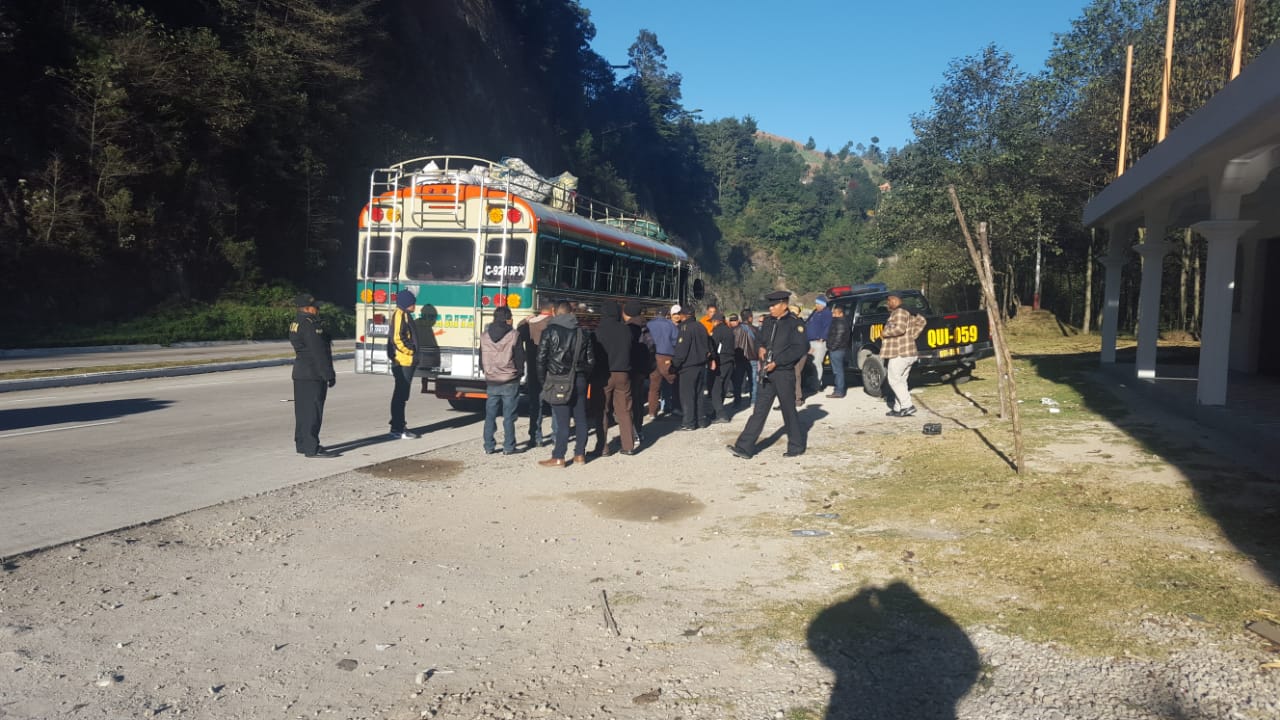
left=1134, top=210, right=1172, bottom=379
left=1191, top=220, right=1255, bottom=406
left=1099, top=223, right=1128, bottom=365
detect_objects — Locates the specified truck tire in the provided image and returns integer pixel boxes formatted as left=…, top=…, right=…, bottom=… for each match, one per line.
left=447, top=398, right=485, bottom=413
left=861, top=355, right=886, bottom=398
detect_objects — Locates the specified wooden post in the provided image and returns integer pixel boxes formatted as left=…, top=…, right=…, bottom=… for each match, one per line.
left=1158, top=0, right=1177, bottom=142
left=948, top=186, right=1025, bottom=472
left=1118, top=45, right=1134, bottom=177
left=1083, top=227, right=1095, bottom=334
left=1231, top=0, right=1247, bottom=80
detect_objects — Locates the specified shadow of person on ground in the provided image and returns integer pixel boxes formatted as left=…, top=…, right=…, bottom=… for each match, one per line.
left=807, top=581, right=979, bottom=720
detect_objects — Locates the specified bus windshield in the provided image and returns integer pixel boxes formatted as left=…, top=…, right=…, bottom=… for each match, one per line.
left=404, top=235, right=474, bottom=282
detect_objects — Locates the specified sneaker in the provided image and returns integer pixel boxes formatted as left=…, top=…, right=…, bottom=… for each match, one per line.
left=825, top=393, right=846, bottom=399
left=391, top=430, right=420, bottom=439
left=304, top=448, right=340, bottom=458
left=900, top=406, right=917, bottom=417
left=727, top=444, right=752, bottom=460
left=886, top=409, right=903, bottom=417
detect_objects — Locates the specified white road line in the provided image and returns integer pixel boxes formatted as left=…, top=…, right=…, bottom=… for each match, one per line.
left=0, top=395, right=59, bottom=405
left=0, top=420, right=120, bottom=439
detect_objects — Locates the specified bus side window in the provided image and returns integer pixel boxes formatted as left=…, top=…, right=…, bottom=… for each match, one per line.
left=641, top=263, right=655, bottom=297
left=628, top=259, right=644, bottom=295
left=597, top=252, right=615, bottom=293
left=559, top=244, right=581, bottom=288
left=537, top=237, right=558, bottom=284
left=580, top=248, right=598, bottom=291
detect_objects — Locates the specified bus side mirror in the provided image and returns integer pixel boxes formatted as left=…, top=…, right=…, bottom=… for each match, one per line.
left=692, top=278, right=705, bottom=300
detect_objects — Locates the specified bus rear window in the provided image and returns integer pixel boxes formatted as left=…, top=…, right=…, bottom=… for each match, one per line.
left=405, top=235, right=474, bottom=281
left=483, top=238, right=529, bottom=283
left=362, top=234, right=398, bottom=280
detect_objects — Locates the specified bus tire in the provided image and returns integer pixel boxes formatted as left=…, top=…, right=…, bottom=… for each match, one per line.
left=861, top=355, right=886, bottom=398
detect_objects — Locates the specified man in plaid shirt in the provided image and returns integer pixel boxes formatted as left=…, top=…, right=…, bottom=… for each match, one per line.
left=880, top=293, right=927, bottom=417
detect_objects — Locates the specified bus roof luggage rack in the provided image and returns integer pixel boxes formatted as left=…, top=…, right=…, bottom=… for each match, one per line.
left=377, top=155, right=668, bottom=241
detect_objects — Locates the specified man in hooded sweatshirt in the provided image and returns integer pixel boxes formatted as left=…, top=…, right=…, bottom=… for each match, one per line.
left=481, top=306, right=525, bottom=455
left=537, top=301, right=595, bottom=467
left=388, top=289, right=421, bottom=439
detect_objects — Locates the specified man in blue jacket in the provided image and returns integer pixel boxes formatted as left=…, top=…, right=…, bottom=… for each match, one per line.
left=646, top=305, right=679, bottom=418
left=804, top=296, right=832, bottom=397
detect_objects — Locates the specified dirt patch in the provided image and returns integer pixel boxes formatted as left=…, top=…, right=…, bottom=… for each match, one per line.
left=360, top=456, right=464, bottom=482
left=570, top=488, right=705, bottom=523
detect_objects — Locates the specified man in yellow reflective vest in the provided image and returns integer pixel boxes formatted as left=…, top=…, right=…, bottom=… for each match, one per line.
left=389, top=289, right=421, bottom=439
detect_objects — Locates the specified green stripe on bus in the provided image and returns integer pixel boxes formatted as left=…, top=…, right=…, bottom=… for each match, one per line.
left=357, top=282, right=534, bottom=308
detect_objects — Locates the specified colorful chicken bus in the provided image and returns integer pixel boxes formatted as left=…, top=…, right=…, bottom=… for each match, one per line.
left=355, top=155, right=701, bottom=408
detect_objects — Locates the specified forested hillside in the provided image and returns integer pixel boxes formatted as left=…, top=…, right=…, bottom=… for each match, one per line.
left=1, top=0, right=1276, bottom=342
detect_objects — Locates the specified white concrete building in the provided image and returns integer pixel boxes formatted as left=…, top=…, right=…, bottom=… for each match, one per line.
left=1082, top=41, right=1280, bottom=406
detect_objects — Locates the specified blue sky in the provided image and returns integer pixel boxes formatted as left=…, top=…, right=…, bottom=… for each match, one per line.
left=578, top=0, right=1091, bottom=151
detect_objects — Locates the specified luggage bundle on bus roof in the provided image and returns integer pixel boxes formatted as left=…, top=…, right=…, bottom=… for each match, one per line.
left=386, top=155, right=665, bottom=240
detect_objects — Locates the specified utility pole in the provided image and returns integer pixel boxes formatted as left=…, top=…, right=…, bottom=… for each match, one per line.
left=1033, top=235, right=1042, bottom=311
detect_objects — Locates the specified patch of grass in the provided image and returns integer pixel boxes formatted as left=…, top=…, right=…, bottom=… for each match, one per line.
left=729, top=335, right=1280, bottom=659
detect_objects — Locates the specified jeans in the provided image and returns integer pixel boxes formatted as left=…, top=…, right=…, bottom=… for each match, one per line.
left=550, top=374, right=589, bottom=460
left=484, top=381, right=520, bottom=453
left=525, top=372, right=547, bottom=445
left=828, top=349, right=848, bottom=396
left=390, top=364, right=416, bottom=432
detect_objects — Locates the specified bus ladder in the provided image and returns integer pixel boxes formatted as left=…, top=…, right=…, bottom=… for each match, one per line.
left=360, top=168, right=405, bottom=374
left=462, top=173, right=517, bottom=383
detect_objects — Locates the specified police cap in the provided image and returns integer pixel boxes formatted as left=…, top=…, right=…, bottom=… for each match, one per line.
left=294, top=292, right=317, bottom=307
left=764, top=290, right=791, bottom=304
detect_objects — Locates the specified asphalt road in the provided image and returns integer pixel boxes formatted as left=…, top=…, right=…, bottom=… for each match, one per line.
left=0, top=340, right=357, bottom=373
left=0, top=365, right=481, bottom=559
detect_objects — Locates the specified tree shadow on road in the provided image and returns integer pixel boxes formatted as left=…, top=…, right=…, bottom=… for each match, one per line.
left=807, top=581, right=979, bottom=720
left=0, top=398, right=173, bottom=432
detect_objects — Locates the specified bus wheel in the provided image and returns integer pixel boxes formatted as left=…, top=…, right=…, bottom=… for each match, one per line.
left=860, top=356, right=886, bottom=398
left=447, top=398, right=485, bottom=413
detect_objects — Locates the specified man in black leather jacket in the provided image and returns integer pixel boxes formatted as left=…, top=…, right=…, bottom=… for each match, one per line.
left=537, top=301, right=596, bottom=467
left=825, top=303, right=853, bottom=398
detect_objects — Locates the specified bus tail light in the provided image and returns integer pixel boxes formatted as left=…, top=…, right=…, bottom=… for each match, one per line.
left=506, top=294, right=521, bottom=308
left=481, top=295, right=491, bottom=306
left=507, top=208, right=522, bottom=223
left=370, top=206, right=384, bottom=222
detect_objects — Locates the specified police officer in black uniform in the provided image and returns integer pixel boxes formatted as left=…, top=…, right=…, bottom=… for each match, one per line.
left=671, top=305, right=711, bottom=430
left=289, top=293, right=338, bottom=458
left=728, top=290, right=808, bottom=458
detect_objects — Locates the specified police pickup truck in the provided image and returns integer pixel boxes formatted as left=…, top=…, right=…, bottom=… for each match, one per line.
left=823, top=283, right=993, bottom=397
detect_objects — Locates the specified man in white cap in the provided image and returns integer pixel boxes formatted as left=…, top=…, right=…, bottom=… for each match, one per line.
left=804, top=295, right=832, bottom=397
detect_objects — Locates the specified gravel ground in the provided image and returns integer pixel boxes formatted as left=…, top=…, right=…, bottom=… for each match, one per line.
left=1, top=384, right=1277, bottom=719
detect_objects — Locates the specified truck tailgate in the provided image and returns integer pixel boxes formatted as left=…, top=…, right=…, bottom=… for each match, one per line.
left=916, top=310, right=990, bottom=359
